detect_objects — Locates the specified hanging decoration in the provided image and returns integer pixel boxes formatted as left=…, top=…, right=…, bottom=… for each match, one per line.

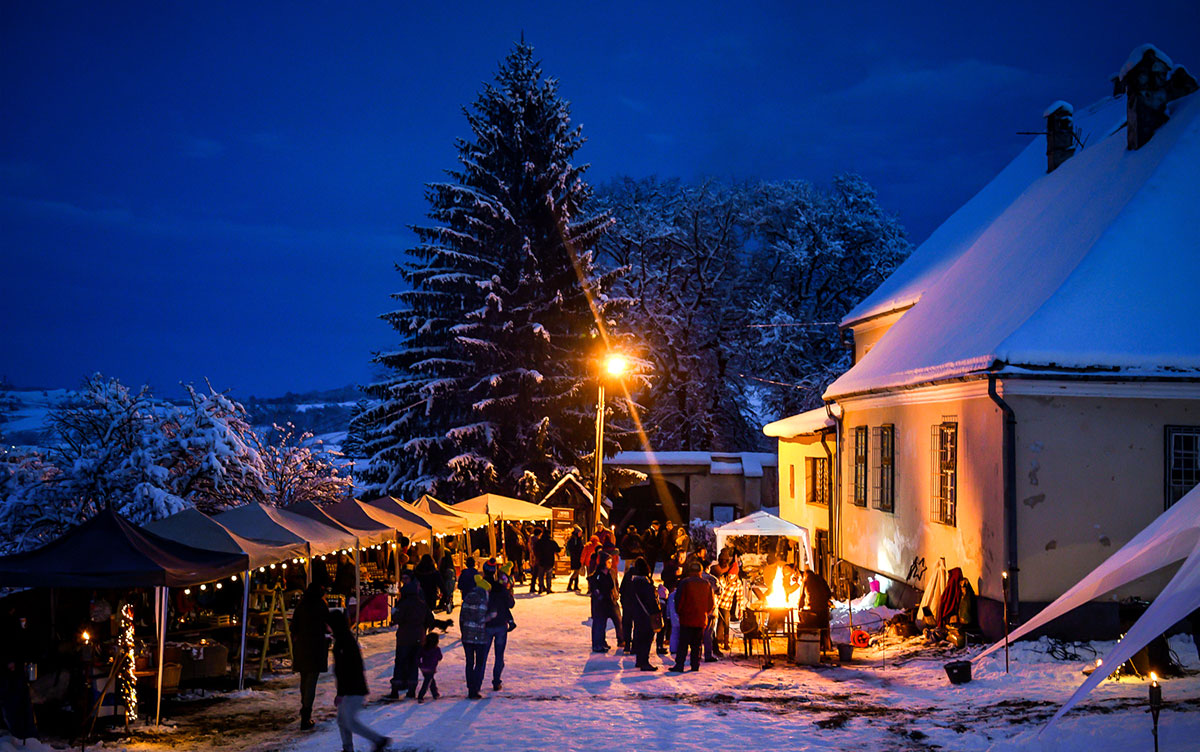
left=118, top=600, right=137, bottom=722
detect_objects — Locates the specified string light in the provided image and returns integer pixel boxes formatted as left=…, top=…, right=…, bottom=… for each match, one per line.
left=184, top=588, right=192, bottom=595
left=215, top=582, right=223, bottom=590
left=118, top=602, right=137, bottom=721
left=231, top=575, right=238, bottom=582
left=199, top=584, right=207, bottom=591
left=281, top=563, right=287, bottom=569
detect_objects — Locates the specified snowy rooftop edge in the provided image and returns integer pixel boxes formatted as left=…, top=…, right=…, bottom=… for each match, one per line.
left=763, top=407, right=836, bottom=438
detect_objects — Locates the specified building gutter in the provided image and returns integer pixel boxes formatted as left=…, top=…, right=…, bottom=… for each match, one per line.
left=987, top=374, right=1019, bottom=622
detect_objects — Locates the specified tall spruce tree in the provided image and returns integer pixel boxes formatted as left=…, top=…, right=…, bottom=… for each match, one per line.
left=356, top=41, right=622, bottom=502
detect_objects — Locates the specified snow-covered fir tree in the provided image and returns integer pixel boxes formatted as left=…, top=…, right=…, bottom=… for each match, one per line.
left=598, top=175, right=910, bottom=445
left=356, top=40, right=626, bottom=502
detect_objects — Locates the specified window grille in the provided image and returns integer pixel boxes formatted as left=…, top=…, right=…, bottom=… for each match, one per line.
left=806, top=457, right=830, bottom=506
left=930, top=421, right=957, bottom=526
left=874, top=424, right=895, bottom=512
left=852, top=426, right=868, bottom=507
left=1166, top=426, right=1200, bottom=508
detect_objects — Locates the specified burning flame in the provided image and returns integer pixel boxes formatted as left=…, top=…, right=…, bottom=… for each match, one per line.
left=764, top=566, right=801, bottom=609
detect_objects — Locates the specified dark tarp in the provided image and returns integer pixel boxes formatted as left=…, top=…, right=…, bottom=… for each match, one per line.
left=0, top=508, right=249, bottom=588
left=287, top=500, right=392, bottom=547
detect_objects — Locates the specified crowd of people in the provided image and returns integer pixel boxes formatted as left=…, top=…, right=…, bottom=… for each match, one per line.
left=289, top=520, right=831, bottom=752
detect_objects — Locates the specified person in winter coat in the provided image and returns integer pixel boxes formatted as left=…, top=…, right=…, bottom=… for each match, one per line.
left=660, top=521, right=677, bottom=561
left=438, top=553, right=457, bottom=614
left=526, top=528, right=545, bottom=594
left=329, top=610, right=389, bottom=752
left=291, top=583, right=331, bottom=730
left=533, top=529, right=561, bottom=593
left=483, top=562, right=516, bottom=691
left=580, top=535, right=601, bottom=586
left=626, top=557, right=662, bottom=671
left=715, top=564, right=740, bottom=653
left=459, top=575, right=493, bottom=699
left=641, top=521, right=662, bottom=571
left=701, top=565, right=723, bottom=661
left=414, top=555, right=442, bottom=613
left=661, top=550, right=685, bottom=593
left=655, top=582, right=671, bottom=655
left=618, top=565, right=636, bottom=655
left=670, top=560, right=715, bottom=672
left=619, top=525, right=644, bottom=571
left=457, top=557, right=479, bottom=599
left=416, top=632, right=442, bottom=702
left=565, top=527, right=585, bottom=592
left=798, top=565, right=833, bottom=637
left=587, top=553, right=621, bottom=652
left=388, top=581, right=434, bottom=699
left=0, top=606, right=36, bottom=741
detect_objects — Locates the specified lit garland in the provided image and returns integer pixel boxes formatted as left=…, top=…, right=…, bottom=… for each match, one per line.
left=118, top=601, right=137, bottom=722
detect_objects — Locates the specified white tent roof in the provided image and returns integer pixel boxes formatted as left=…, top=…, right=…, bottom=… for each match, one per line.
left=309, top=498, right=395, bottom=547
left=355, top=499, right=433, bottom=541
left=145, top=508, right=307, bottom=570
left=828, top=91, right=1200, bottom=398
left=411, top=494, right=489, bottom=530
left=454, top=493, right=552, bottom=521
left=976, top=483, right=1200, bottom=728
left=215, top=501, right=357, bottom=557
left=713, top=511, right=813, bottom=569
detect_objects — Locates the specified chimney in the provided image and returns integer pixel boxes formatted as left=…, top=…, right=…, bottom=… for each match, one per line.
left=1120, top=44, right=1173, bottom=150
left=1043, top=101, right=1075, bottom=173
left=1167, top=65, right=1199, bottom=102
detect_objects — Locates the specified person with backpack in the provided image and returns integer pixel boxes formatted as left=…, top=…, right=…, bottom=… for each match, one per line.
left=670, top=560, right=714, bottom=673
left=291, top=582, right=330, bottom=730
left=460, top=575, right=493, bottom=699
left=329, top=610, right=389, bottom=752
left=483, top=561, right=515, bottom=691
left=457, top=557, right=479, bottom=599
left=438, top=552, right=457, bottom=614
left=626, top=557, right=662, bottom=671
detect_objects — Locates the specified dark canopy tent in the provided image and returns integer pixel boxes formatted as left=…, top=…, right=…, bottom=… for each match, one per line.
left=0, top=508, right=248, bottom=727
left=0, top=508, right=248, bottom=588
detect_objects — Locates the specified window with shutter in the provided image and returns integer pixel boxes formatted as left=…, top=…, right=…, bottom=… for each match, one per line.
left=930, top=420, right=957, bottom=526
left=876, top=424, right=895, bottom=513
left=852, top=426, right=868, bottom=507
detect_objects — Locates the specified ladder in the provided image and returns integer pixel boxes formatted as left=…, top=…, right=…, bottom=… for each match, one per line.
left=255, top=587, right=294, bottom=680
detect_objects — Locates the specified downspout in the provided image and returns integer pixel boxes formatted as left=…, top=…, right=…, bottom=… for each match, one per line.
left=819, top=429, right=835, bottom=579
left=824, top=402, right=844, bottom=566
left=987, top=374, right=1019, bottom=623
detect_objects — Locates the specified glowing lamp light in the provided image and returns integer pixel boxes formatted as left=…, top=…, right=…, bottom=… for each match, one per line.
left=183, top=588, right=191, bottom=595
left=231, top=575, right=238, bottom=582
left=269, top=563, right=276, bottom=569
left=281, top=563, right=287, bottom=569
left=215, top=582, right=223, bottom=590
left=604, top=353, right=628, bottom=377
left=81, top=630, right=91, bottom=644
left=199, top=584, right=206, bottom=591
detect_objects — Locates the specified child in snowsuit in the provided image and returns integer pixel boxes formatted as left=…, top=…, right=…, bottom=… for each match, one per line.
left=416, top=632, right=442, bottom=701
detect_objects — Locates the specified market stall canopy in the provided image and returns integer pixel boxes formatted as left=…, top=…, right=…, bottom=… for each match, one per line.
left=454, top=493, right=552, bottom=521
left=976, top=483, right=1200, bottom=729
left=145, top=508, right=307, bottom=570
left=0, top=508, right=248, bottom=588
left=714, top=511, right=814, bottom=569
left=286, top=500, right=391, bottom=548
left=215, top=501, right=356, bottom=557
left=355, top=498, right=433, bottom=541
left=391, top=497, right=466, bottom=535
left=413, top=494, right=488, bottom=529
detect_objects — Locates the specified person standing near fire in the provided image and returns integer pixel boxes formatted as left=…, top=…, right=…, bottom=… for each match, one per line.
left=797, top=565, right=833, bottom=643
left=670, top=560, right=714, bottom=672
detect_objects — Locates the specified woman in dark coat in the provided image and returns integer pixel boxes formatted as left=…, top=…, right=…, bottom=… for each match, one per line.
left=329, top=610, right=389, bottom=752
left=438, top=553, right=456, bottom=614
left=626, top=557, right=662, bottom=671
left=290, top=582, right=330, bottom=730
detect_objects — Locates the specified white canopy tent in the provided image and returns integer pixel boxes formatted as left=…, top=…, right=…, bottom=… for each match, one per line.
left=454, top=493, right=553, bottom=521
left=215, top=501, right=357, bottom=557
left=714, top=510, right=814, bottom=570
left=976, top=483, right=1200, bottom=728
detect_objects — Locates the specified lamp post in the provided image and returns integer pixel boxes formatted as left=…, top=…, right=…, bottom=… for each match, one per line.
left=592, top=353, right=628, bottom=534
left=1001, top=570, right=1010, bottom=673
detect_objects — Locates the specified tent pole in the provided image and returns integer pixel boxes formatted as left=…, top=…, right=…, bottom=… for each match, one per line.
left=394, top=540, right=400, bottom=583
left=155, top=586, right=167, bottom=728
left=238, top=569, right=250, bottom=690
left=354, top=546, right=361, bottom=633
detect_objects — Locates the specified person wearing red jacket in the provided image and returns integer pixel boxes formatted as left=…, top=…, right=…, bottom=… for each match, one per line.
left=669, top=560, right=714, bottom=672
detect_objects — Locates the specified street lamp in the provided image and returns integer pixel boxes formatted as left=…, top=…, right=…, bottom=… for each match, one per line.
left=593, top=352, right=628, bottom=533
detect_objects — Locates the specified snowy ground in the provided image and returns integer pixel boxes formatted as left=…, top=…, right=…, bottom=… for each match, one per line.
left=15, top=574, right=1200, bottom=752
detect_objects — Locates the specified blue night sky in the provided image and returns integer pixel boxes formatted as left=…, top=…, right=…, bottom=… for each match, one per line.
left=2, top=1, right=1198, bottom=397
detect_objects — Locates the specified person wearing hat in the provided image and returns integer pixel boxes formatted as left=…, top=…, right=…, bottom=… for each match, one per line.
left=460, top=575, right=493, bottom=699
left=484, top=561, right=516, bottom=691
left=387, top=580, right=434, bottom=699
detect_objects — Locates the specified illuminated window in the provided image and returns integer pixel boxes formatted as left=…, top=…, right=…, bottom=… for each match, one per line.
left=1166, top=426, right=1200, bottom=508
left=930, top=419, right=957, bottom=526
left=789, top=464, right=795, bottom=499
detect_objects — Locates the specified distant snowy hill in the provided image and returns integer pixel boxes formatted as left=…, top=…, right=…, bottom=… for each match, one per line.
left=0, top=384, right=372, bottom=450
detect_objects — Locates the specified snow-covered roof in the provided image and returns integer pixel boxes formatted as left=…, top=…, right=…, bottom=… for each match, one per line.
left=840, top=95, right=1128, bottom=329
left=827, top=89, right=1200, bottom=399
left=762, top=407, right=836, bottom=438
left=611, top=451, right=777, bottom=477
left=1120, top=43, right=1172, bottom=79
left=1042, top=100, right=1073, bottom=118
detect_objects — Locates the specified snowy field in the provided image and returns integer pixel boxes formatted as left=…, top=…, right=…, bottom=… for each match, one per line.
left=9, top=575, right=1200, bottom=752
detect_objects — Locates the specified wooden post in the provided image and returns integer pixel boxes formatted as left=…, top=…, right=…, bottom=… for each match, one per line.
left=238, top=570, right=250, bottom=690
